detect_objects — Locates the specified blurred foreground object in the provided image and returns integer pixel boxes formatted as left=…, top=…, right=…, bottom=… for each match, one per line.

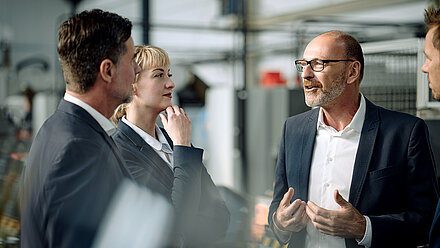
left=92, top=179, right=172, bottom=248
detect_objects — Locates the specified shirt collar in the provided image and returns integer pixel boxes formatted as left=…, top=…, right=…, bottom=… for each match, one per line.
left=121, top=116, right=172, bottom=153
left=64, top=92, right=116, bottom=136
left=317, top=93, right=366, bottom=134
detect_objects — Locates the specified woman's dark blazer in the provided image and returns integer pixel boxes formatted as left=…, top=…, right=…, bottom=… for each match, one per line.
left=112, top=119, right=230, bottom=247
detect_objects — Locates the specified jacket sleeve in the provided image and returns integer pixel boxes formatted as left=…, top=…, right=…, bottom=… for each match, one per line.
left=172, top=145, right=230, bottom=247
left=268, top=120, right=290, bottom=242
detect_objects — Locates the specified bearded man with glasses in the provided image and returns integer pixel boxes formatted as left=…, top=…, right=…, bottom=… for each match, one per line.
left=268, top=30, right=439, bottom=248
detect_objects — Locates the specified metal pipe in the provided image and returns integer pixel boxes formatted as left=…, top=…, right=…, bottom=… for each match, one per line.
left=143, top=0, right=150, bottom=44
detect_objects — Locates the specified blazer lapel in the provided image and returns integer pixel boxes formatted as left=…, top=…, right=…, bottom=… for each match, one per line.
left=117, top=121, right=174, bottom=187
left=298, top=109, right=319, bottom=200
left=161, top=128, right=174, bottom=147
left=349, top=99, right=380, bottom=207
left=58, top=99, right=134, bottom=179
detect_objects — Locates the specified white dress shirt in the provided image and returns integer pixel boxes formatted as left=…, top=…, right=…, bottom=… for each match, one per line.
left=305, top=94, right=371, bottom=248
left=121, top=116, right=174, bottom=168
left=64, top=93, right=116, bottom=136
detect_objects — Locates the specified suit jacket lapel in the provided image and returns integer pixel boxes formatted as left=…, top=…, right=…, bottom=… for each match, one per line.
left=299, top=109, right=319, bottom=200
left=117, top=121, right=174, bottom=187
left=58, top=99, right=134, bottom=179
left=161, top=128, right=174, bottom=148
left=349, top=99, right=380, bottom=207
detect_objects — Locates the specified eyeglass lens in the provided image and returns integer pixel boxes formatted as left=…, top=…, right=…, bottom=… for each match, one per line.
left=296, top=60, right=324, bottom=72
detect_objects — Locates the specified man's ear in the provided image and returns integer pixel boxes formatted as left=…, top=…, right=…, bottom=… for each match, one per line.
left=99, top=59, right=116, bottom=83
left=347, top=61, right=361, bottom=85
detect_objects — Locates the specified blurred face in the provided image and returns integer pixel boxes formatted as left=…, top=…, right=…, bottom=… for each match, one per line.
left=112, top=37, right=141, bottom=104
left=422, top=28, right=440, bottom=100
left=133, top=66, right=175, bottom=113
left=301, top=35, right=350, bottom=107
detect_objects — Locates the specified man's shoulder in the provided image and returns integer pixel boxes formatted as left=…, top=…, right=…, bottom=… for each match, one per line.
left=34, top=108, right=105, bottom=152
left=371, top=103, right=423, bottom=125
left=285, top=108, right=317, bottom=124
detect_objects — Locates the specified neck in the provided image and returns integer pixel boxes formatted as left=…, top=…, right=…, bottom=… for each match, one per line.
left=66, top=89, right=118, bottom=119
left=321, top=91, right=360, bottom=131
left=125, top=102, right=159, bottom=139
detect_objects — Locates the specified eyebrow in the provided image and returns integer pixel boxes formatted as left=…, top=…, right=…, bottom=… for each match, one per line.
left=152, top=68, right=164, bottom=72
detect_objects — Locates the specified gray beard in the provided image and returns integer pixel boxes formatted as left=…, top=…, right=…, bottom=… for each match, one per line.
left=304, top=74, right=347, bottom=107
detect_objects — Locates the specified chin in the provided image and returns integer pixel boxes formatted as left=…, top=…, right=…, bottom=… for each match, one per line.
left=433, top=91, right=440, bottom=101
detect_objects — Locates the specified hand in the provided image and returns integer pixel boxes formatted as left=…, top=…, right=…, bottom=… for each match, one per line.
left=159, top=105, right=191, bottom=147
left=305, top=189, right=366, bottom=239
left=274, top=188, right=309, bottom=232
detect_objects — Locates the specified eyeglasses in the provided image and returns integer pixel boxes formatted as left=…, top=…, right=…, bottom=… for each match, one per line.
left=294, top=59, right=355, bottom=72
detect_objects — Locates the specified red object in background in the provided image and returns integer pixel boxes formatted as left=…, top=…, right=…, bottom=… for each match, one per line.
left=260, top=71, right=286, bottom=87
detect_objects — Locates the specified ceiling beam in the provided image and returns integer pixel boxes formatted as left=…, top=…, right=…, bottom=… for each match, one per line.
left=248, top=0, right=422, bottom=29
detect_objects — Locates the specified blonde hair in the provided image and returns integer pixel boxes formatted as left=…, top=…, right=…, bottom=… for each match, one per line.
left=112, top=45, right=171, bottom=125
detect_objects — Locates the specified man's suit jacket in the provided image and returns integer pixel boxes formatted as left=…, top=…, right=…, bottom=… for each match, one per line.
left=112, top=120, right=230, bottom=247
left=269, top=98, right=439, bottom=248
left=20, top=99, right=133, bottom=248
left=430, top=200, right=440, bottom=247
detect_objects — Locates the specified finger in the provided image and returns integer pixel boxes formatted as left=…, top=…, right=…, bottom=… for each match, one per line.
left=306, top=201, right=330, bottom=221
left=280, top=188, right=294, bottom=207
left=291, top=201, right=306, bottom=218
left=306, top=201, right=319, bottom=214
left=299, top=204, right=310, bottom=225
left=285, top=199, right=302, bottom=216
left=159, top=113, right=168, bottom=126
left=284, top=202, right=306, bottom=225
left=306, top=202, right=334, bottom=227
left=334, top=189, right=349, bottom=209
left=165, top=106, right=175, bottom=115
left=305, top=203, right=316, bottom=221
left=311, top=222, right=336, bottom=236
left=180, top=108, right=185, bottom=114
left=172, top=105, right=181, bottom=115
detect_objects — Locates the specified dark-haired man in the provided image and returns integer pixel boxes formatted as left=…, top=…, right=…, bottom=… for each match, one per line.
left=269, top=30, right=438, bottom=247
left=20, top=9, right=140, bottom=248
left=422, top=7, right=440, bottom=248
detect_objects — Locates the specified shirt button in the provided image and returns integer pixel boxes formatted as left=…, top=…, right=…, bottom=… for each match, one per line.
left=328, top=157, right=333, bottom=162
left=324, top=183, right=330, bottom=187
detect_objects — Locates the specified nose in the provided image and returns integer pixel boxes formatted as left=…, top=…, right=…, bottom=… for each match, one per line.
left=301, top=64, right=314, bottom=79
left=166, top=78, right=175, bottom=89
left=421, top=59, right=429, bottom=73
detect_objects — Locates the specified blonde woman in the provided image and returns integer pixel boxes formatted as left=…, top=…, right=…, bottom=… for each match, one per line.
left=112, top=45, right=229, bottom=247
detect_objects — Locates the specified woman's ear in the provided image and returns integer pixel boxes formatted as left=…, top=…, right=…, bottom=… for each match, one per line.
left=99, top=59, right=115, bottom=83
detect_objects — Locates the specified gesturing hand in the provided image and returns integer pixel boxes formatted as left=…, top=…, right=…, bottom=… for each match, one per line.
left=305, top=189, right=366, bottom=239
left=274, top=187, right=309, bottom=233
left=159, top=105, right=191, bottom=147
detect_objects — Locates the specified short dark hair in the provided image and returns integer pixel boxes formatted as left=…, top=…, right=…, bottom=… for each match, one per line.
left=425, top=8, right=440, bottom=51
left=57, top=9, right=132, bottom=93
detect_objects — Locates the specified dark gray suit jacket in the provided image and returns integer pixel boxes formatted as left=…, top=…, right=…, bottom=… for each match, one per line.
left=112, top=120, right=230, bottom=247
left=269, top=98, right=439, bottom=247
left=20, top=99, right=133, bottom=248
